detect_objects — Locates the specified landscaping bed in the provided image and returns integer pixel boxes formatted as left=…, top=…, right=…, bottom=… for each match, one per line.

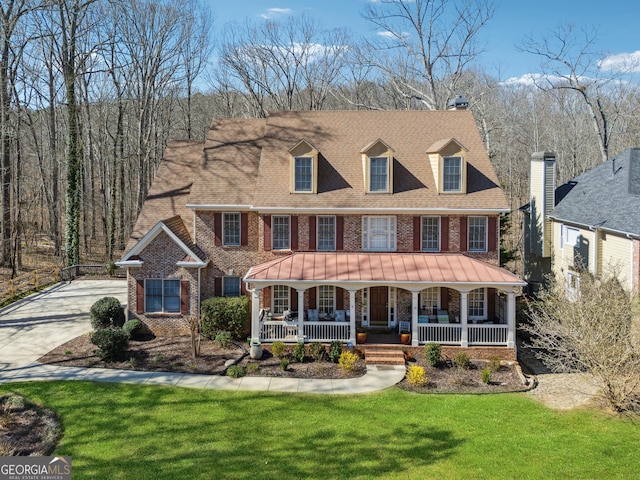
left=37, top=334, right=367, bottom=379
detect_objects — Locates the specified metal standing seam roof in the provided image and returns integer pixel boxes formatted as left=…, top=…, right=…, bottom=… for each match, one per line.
left=244, top=252, right=526, bottom=286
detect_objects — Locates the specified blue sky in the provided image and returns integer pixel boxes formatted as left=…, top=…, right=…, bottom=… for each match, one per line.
left=208, top=0, right=640, bottom=81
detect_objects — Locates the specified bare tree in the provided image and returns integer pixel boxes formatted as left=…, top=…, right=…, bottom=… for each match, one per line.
left=219, top=15, right=350, bottom=117
left=0, top=0, right=38, bottom=270
left=361, top=0, right=495, bottom=110
left=519, top=23, right=640, bottom=163
left=524, top=269, right=640, bottom=413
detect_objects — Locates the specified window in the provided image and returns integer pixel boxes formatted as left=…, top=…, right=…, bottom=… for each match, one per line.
left=369, top=156, right=389, bottom=192
left=468, top=216, right=487, bottom=252
left=318, top=285, right=335, bottom=316
left=223, top=213, right=240, bottom=246
left=443, top=156, right=462, bottom=192
left=420, top=287, right=439, bottom=314
left=317, top=216, right=336, bottom=251
left=145, top=279, right=180, bottom=313
left=421, top=216, right=440, bottom=251
left=567, top=272, right=580, bottom=301
left=294, top=156, right=313, bottom=192
left=468, top=288, right=486, bottom=319
left=272, top=216, right=290, bottom=250
left=563, top=226, right=579, bottom=248
left=223, top=276, right=241, bottom=297
left=272, top=285, right=290, bottom=315
left=362, top=216, right=397, bottom=251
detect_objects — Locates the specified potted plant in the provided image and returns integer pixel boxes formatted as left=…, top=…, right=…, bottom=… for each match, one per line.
left=356, top=327, right=367, bottom=344
left=399, top=331, right=411, bottom=345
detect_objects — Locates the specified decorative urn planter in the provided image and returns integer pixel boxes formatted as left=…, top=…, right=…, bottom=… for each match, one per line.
left=356, top=332, right=367, bottom=344
left=400, top=332, right=411, bottom=345
left=249, top=341, right=263, bottom=359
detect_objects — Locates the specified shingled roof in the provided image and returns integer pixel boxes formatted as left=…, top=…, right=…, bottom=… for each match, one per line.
left=549, top=148, right=640, bottom=236
left=125, top=140, right=204, bottom=253
left=187, top=110, right=507, bottom=212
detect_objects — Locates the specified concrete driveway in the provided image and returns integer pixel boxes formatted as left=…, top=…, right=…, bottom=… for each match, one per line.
left=0, top=279, right=127, bottom=373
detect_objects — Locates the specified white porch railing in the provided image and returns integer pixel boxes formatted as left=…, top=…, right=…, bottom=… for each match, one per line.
left=260, top=321, right=299, bottom=342
left=418, top=323, right=509, bottom=346
left=468, top=324, right=508, bottom=345
left=418, top=324, right=462, bottom=344
left=304, top=322, right=350, bottom=342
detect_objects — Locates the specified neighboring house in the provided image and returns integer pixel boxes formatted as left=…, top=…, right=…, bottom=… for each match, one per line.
left=118, top=109, right=525, bottom=356
left=523, top=148, right=640, bottom=296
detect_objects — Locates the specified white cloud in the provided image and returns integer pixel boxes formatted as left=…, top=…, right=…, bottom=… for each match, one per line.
left=260, top=7, right=293, bottom=19
left=598, top=51, right=640, bottom=73
left=377, top=30, right=410, bottom=40
left=500, top=73, right=560, bottom=87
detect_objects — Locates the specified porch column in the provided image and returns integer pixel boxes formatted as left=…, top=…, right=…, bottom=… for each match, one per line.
left=251, top=287, right=261, bottom=343
left=348, top=289, right=357, bottom=344
left=297, top=288, right=306, bottom=342
left=411, top=290, right=420, bottom=346
left=460, top=291, right=469, bottom=347
left=507, top=290, right=516, bottom=348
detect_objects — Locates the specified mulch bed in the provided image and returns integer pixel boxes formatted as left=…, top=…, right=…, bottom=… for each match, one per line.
left=37, top=334, right=367, bottom=379
left=38, top=334, right=527, bottom=392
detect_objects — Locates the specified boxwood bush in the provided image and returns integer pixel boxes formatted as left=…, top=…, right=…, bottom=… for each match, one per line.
left=90, top=297, right=125, bottom=330
left=122, top=319, right=143, bottom=339
left=201, top=296, right=249, bottom=340
left=90, top=327, right=129, bottom=361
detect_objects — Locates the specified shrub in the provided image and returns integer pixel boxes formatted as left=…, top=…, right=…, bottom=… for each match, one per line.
left=122, top=319, right=143, bottom=339
left=200, top=296, right=250, bottom=340
left=424, top=343, right=441, bottom=366
left=271, top=341, right=287, bottom=358
left=292, top=342, right=306, bottom=363
left=214, top=331, right=232, bottom=348
left=328, top=341, right=342, bottom=363
left=90, top=327, right=129, bottom=361
left=406, top=365, right=427, bottom=387
left=280, top=358, right=289, bottom=371
left=226, top=365, right=245, bottom=378
left=489, top=356, right=501, bottom=372
left=309, top=342, right=326, bottom=362
left=246, top=362, right=259, bottom=373
left=338, top=351, right=359, bottom=372
left=481, top=367, right=492, bottom=384
left=104, top=260, right=118, bottom=276
left=453, top=352, right=470, bottom=369
left=90, top=297, right=125, bottom=330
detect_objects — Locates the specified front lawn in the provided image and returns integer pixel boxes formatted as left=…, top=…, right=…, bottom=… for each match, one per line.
left=1, top=382, right=638, bottom=479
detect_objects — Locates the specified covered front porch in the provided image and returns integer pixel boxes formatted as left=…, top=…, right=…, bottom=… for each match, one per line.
left=243, top=252, right=526, bottom=349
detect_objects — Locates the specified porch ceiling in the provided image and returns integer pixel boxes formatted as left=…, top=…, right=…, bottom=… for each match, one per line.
left=244, top=252, right=525, bottom=288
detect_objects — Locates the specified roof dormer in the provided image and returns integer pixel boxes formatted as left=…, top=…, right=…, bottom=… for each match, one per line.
left=427, top=138, right=468, bottom=194
left=289, top=139, right=319, bottom=194
left=361, top=139, right=394, bottom=194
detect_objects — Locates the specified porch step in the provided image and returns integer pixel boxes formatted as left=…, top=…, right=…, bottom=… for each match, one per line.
left=364, top=347, right=406, bottom=366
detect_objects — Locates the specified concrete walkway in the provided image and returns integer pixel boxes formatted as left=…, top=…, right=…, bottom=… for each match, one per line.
left=0, top=279, right=406, bottom=394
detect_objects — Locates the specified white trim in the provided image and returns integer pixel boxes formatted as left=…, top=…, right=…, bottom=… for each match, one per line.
left=118, top=220, right=207, bottom=267
left=115, top=260, right=144, bottom=268
left=549, top=216, right=640, bottom=239
left=188, top=205, right=510, bottom=215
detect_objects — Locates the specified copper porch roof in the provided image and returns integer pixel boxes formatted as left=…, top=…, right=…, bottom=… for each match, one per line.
left=244, top=252, right=525, bottom=286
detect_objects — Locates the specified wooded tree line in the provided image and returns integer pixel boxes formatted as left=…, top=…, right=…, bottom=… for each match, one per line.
left=2, top=0, right=639, bottom=277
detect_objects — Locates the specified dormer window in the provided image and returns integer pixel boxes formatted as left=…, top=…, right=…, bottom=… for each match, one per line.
left=369, top=156, right=389, bottom=192
left=427, top=138, right=468, bottom=194
left=443, top=156, right=462, bottom=192
left=289, top=140, right=319, bottom=194
left=294, top=156, right=313, bottom=192
left=361, top=139, right=394, bottom=194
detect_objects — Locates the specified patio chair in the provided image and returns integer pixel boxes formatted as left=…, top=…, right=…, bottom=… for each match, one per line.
left=307, top=309, right=319, bottom=321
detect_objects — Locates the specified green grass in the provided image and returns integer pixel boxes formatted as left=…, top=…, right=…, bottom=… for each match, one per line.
left=1, top=382, right=638, bottom=479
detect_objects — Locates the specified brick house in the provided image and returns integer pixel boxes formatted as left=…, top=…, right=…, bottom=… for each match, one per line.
left=118, top=109, right=525, bottom=356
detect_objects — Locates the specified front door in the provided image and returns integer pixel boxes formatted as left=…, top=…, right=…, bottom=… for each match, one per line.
left=369, top=286, right=388, bottom=327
